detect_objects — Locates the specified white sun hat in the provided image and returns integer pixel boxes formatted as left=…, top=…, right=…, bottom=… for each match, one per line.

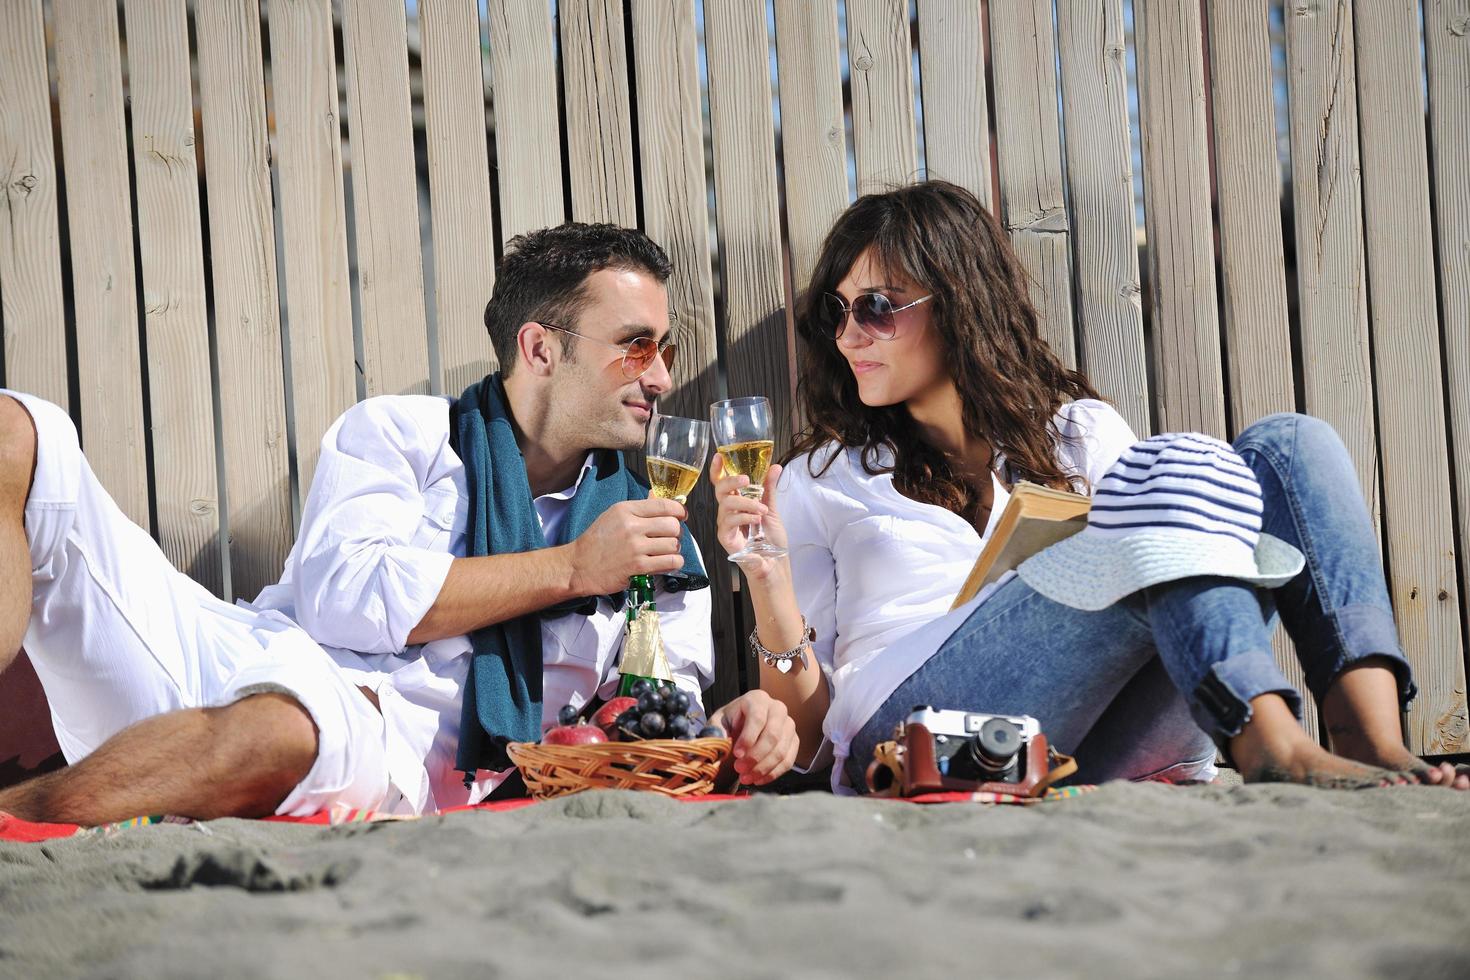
left=1016, top=432, right=1305, bottom=611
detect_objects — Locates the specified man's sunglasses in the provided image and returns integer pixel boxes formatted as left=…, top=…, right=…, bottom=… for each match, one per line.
left=538, top=321, right=678, bottom=380
left=816, top=291, right=934, bottom=341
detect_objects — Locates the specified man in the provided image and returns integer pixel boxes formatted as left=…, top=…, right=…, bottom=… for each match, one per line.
left=0, top=223, right=797, bottom=824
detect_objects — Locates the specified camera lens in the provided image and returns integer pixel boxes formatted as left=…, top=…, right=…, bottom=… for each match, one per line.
left=968, top=717, right=1022, bottom=775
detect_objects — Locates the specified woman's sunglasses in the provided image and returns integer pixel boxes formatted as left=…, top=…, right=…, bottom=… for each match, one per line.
left=816, top=291, right=934, bottom=341
left=538, top=321, right=678, bottom=380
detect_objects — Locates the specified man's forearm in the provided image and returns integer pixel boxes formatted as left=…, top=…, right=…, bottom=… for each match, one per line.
left=406, top=546, right=582, bottom=645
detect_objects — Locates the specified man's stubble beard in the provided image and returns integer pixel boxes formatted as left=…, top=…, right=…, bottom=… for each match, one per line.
left=550, top=377, right=645, bottom=454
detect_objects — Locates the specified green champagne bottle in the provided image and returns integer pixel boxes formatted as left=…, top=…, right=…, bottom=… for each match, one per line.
left=618, top=573, right=673, bottom=695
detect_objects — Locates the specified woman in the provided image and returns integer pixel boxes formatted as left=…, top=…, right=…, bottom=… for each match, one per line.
left=711, top=180, right=1465, bottom=792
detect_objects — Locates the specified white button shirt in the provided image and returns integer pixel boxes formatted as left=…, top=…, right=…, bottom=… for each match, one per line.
left=250, top=395, right=715, bottom=813
left=775, top=399, right=1139, bottom=788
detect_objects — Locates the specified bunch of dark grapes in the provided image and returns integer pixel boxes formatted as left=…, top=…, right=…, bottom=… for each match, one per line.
left=618, top=679, right=723, bottom=741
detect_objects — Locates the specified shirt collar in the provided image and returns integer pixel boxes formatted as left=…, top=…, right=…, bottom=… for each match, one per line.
left=536, top=452, right=598, bottom=503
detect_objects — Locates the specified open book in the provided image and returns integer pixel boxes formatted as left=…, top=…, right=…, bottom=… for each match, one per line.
left=950, top=482, right=1091, bottom=610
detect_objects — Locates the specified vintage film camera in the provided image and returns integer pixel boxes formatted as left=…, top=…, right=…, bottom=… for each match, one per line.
left=866, top=705, right=1070, bottom=797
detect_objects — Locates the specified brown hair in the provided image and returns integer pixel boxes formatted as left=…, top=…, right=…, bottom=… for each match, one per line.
left=787, top=180, right=1101, bottom=516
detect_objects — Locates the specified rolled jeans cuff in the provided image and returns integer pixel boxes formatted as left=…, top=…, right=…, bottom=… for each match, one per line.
left=1190, top=649, right=1301, bottom=748
left=1302, top=602, right=1417, bottom=708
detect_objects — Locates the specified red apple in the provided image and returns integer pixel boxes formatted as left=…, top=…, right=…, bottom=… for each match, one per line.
left=591, top=696, right=640, bottom=736
left=543, top=723, right=608, bottom=746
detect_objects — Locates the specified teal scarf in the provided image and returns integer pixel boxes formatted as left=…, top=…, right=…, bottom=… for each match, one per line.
left=450, top=374, right=707, bottom=776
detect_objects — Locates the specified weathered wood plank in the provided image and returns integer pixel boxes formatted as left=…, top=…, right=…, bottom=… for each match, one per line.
left=707, top=0, right=793, bottom=699
left=195, top=0, right=292, bottom=600
left=1426, top=0, right=1470, bottom=752
left=123, top=0, right=223, bottom=593
left=1202, top=0, right=1316, bottom=739
left=1200, top=0, right=1320, bottom=738
left=1284, top=0, right=1378, bottom=526
left=341, top=0, right=431, bottom=397
left=630, top=0, right=739, bottom=706
left=989, top=0, right=1076, bottom=367
left=1205, top=0, right=1294, bottom=432
left=267, top=0, right=358, bottom=496
left=705, top=0, right=793, bottom=442
left=915, top=0, right=991, bottom=209
left=1133, top=0, right=1223, bottom=437
left=773, top=0, right=849, bottom=296
left=420, top=0, right=498, bottom=395
left=845, top=0, right=918, bottom=195
left=52, top=0, right=149, bottom=528
left=486, top=0, right=564, bottom=242
left=1355, top=0, right=1466, bottom=754
left=560, top=0, right=636, bottom=226
left=0, top=0, right=68, bottom=408
left=1055, top=0, right=1146, bottom=433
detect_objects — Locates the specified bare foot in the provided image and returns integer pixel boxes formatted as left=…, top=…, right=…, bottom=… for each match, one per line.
left=1231, top=693, right=1412, bottom=789
left=1241, top=739, right=1414, bottom=790
left=1336, top=744, right=1470, bottom=791
left=1321, top=659, right=1470, bottom=790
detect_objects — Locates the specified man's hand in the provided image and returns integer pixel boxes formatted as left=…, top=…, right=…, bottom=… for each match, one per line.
left=708, top=690, right=800, bottom=786
left=566, top=498, right=687, bottom=596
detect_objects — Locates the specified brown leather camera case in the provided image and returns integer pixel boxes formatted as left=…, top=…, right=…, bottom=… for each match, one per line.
left=895, top=722, right=1054, bottom=797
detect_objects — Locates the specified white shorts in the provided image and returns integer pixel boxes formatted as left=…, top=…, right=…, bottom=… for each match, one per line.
left=9, top=389, right=390, bottom=816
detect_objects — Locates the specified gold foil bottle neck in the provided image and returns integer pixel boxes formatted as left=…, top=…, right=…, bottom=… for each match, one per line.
left=620, top=602, right=674, bottom=682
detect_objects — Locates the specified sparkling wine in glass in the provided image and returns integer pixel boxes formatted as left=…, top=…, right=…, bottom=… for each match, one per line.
left=710, top=396, right=787, bottom=562
left=644, top=414, right=711, bottom=504
left=621, top=414, right=711, bottom=695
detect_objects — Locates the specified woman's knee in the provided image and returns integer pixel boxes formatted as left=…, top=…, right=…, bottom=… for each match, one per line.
left=1236, top=412, right=1342, bottom=458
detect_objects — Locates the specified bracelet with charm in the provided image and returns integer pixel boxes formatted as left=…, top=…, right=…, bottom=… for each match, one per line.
left=749, top=618, right=815, bottom=674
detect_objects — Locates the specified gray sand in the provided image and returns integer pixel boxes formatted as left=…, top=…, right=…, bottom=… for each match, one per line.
left=2, top=782, right=1468, bottom=979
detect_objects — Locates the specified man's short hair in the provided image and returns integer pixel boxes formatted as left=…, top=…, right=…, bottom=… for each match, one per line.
left=484, top=222, right=674, bottom=374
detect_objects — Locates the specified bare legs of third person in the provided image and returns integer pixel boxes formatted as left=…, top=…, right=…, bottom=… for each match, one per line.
left=0, top=395, right=34, bottom=678
left=0, top=395, right=322, bottom=824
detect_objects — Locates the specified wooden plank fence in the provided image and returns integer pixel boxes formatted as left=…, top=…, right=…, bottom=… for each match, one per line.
left=0, top=0, right=1466, bottom=765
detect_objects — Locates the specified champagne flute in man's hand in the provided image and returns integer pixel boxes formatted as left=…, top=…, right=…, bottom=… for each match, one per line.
left=619, top=413, right=712, bottom=696
left=645, top=414, right=711, bottom=505
left=710, top=396, right=787, bottom=562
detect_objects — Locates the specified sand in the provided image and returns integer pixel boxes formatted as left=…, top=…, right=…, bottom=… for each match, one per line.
left=2, top=781, right=1468, bottom=979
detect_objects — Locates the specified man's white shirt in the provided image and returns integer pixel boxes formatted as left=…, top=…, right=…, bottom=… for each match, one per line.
left=250, top=395, right=714, bottom=813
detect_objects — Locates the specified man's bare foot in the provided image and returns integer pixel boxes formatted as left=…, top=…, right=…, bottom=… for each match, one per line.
left=1231, top=692, right=1412, bottom=789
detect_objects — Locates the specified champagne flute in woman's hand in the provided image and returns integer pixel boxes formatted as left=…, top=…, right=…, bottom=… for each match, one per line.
left=710, top=396, right=787, bottom=562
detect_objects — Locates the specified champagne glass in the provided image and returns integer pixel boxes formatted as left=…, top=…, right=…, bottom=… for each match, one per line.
left=710, top=396, right=787, bottom=562
left=644, top=414, right=711, bottom=504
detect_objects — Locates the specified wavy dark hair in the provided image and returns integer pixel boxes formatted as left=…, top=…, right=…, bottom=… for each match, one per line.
left=787, top=180, right=1102, bottom=515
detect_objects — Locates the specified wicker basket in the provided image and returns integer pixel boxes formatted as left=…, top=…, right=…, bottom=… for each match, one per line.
left=506, top=737, right=732, bottom=800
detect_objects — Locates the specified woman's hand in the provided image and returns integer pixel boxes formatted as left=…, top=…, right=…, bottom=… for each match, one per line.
left=710, top=455, right=787, bottom=580
left=708, top=690, right=800, bottom=786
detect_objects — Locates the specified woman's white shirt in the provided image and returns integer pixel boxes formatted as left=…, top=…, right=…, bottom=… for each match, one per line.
left=776, top=399, right=1139, bottom=789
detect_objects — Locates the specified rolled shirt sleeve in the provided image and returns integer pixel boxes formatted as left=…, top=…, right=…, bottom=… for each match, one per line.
left=1055, top=398, right=1140, bottom=489
left=281, top=396, right=458, bottom=654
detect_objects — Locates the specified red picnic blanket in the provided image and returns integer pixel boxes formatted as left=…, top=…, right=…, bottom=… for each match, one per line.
left=0, top=785, right=1095, bottom=843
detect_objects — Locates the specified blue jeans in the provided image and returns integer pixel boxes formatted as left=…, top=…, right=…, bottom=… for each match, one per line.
left=847, top=414, right=1417, bottom=789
